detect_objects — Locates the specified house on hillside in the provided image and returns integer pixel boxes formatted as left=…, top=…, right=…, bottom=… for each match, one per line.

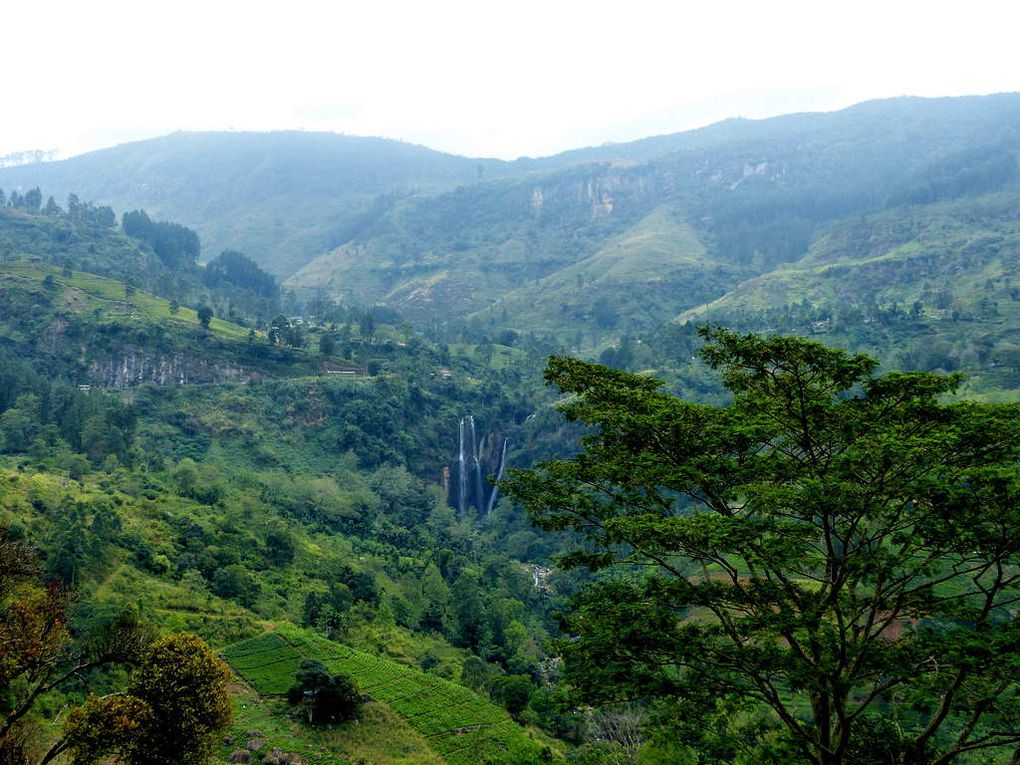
left=321, top=360, right=367, bottom=378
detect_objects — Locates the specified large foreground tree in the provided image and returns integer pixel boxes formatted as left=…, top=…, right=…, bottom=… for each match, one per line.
left=503, top=328, right=1020, bottom=765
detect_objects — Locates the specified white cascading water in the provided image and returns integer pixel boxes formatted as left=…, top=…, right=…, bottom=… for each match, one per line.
left=457, top=417, right=469, bottom=517
left=454, top=416, right=510, bottom=516
left=485, top=437, right=511, bottom=515
left=470, top=423, right=485, bottom=513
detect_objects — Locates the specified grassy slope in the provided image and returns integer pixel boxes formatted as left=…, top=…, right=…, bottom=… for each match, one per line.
left=680, top=194, right=1020, bottom=317
left=0, top=259, right=251, bottom=340
left=675, top=192, right=1020, bottom=399
left=474, top=204, right=737, bottom=333
left=0, top=207, right=161, bottom=280
left=222, top=683, right=444, bottom=765
left=0, top=259, right=341, bottom=386
left=223, top=627, right=555, bottom=765
left=0, top=464, right=445, bottom=765
left=0, top=467, right=261, bottom=644
left=0, top=461, right=546, bottom=764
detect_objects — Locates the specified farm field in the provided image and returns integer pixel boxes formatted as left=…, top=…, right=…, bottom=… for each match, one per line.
left=222, top=626, right=552, bottom=765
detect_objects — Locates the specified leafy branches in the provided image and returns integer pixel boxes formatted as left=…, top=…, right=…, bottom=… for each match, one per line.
left=503, top=327, right=1020, bottom=764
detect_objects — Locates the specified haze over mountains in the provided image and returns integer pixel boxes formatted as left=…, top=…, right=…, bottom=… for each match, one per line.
left=2, top=93, right=1019, bottom=341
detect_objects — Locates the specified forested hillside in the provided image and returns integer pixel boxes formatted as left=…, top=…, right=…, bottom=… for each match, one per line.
left=0, top=132, right=518, bottom=275
left=286, top=93, right=1020, bottom=340
left=673, top=191, right=1020, bottom=398
left=0, top=253, right=575, bottom=763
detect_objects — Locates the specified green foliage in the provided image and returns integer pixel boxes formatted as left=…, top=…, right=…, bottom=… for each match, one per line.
left=126, top=633, right=233, bottom=765
left=61, top=694, right=153, bottom=765
left=490, top=675, right=534, bottom=718
left=0, top=528, right=159, bottom=765
left=504, top=328, right=1020, bottom=764
left=678, top=191, right=1020, bottom=399
left=0, top=261, right=322, bottom=392
left=0, top=167, right=586, bottom=765
left=289, top=659, right=362, bottom=724
left=211, top=565, right=260, bottom=607
left=122, top=209, right=200, bottom=269
left=196, top=304, right=213, bottom=329
left=203, top=249, right=280, bottom=299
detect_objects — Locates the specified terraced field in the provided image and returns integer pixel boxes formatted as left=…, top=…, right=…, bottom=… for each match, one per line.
left=222, top=626, right=549, bottom=765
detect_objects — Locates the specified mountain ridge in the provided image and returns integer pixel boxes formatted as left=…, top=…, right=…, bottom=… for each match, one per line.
left=4, top=93, right=1020, bottom=361
left=4, top=92, right=1019, bottom=281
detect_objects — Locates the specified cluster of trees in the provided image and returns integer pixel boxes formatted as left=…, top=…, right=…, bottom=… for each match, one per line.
left=287, top=660, right=362, bottom=724
left=268, top=315, right=306, bottom=348
left=886, top=145, right=1019, bottom=207
left=0, top=186, right=116, bottom=227
left=0, top=354, right=136, bottom=470
left=122, top=209, right=200, bottom=269
left=203, top=249, right=280, bottom=299
left=680, top=288, right=1020, bottom=387
left=1, top=190, right=291, bottom=327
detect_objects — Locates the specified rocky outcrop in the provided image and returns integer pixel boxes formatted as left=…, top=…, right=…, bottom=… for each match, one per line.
left=86, top=347, right=264, bottom=388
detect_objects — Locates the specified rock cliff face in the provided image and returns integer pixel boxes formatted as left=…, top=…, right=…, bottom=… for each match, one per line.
left=285, top=151, right=797, bottom=325
left=86, top=347, right=264, bottom=388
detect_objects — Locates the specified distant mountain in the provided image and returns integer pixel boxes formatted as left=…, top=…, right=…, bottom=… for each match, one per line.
left=516, top=93, right=1020, bottom=167
left=3, top=94, right=1020, bottom=335
left=287, top=93, right=1020, bottom=333
left=0, top=131, right=515, bottom=276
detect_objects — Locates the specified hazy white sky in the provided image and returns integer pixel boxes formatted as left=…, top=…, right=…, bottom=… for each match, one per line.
left=4, top=0, right=1019, bottom=160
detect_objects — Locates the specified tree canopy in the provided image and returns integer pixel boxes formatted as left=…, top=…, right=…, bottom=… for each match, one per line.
left=503, top=327, right=1020, bottom=765
left=122, top=209, right=200, bottom=268
left=203, top=250, right=280, bottom=299
left=289, top=659, right=362, bottom=725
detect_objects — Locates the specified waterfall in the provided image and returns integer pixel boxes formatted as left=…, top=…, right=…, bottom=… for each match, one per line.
left=485, top=437, right=511, bottom=515
left=457, top=417, right=469, bottom=517
left=452, top=416, right=512, bottom=516
left=468, top=417, right=484, bottom=512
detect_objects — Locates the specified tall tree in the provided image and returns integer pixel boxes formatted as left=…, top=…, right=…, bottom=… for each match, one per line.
left=123, top=633, right=233, bottom=765
left=22, top=187, right=42, bottom=213
left=196, top=305, right=213, bottom=330
left=503, top=327, right=1020, bottom=765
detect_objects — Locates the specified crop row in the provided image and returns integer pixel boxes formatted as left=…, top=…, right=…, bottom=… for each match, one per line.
left=222, top=631, right=292, bottom=660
